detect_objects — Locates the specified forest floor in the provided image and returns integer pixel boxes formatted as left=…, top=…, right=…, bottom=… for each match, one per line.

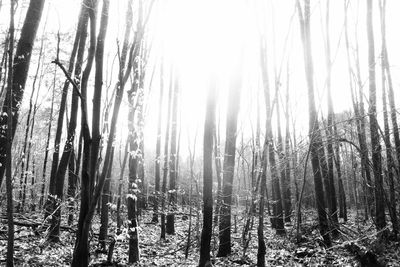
left=1, top=208, right=400, bottom=266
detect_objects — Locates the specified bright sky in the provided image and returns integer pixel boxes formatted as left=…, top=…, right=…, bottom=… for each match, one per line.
left=3, top=0, right=400, bottom=156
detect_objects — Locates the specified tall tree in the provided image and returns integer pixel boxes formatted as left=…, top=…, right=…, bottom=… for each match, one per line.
left=71, top=0, right=147, bottom=265
left=166, top=69, right=180, bottom=234
left=366, top=0, right=386, bottom=236
left=161, top=70, right=173, bottom=240
left=324, top=0, right=339, bottom=236
left=5, top=0, right=15, bottom=265
left=0, top=0, right=46, bottom=187
left=44, top=0, right=89, bottom=218
left=344, top=0, right=372, bottom=219
left=260, top=38, right=285, bottom=235
left=379, top=0, right=398, bottom=238
left=297, top=0, right=331, bottom=246
left=48, top=0, right=97, bottom=242
left=217, top=55, right=243, bottom=257
left=152, top=60, right=164, bottom=223
left=199, top=76, right=217, bottom=267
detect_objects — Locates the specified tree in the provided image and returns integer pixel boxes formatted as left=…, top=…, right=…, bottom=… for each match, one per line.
left=297, top=0, right=331, bottom=246
left=199, top=76, right=217, bottom=267
left=260, top=38, right=285, bottom=235
left=161, top=69, right=173, bottom=239
left=152, top=59, right=164, bottom=223
left=366, top=0, right=386, bottom=236
left=44, top=0, right=89, bottom=219
left=379, top=0, right=398, bottom=238
left=324, top=0, right=339, bottom=236
left=48, top=0, right=96, bottom=242
left=0, top=0, right=46, bottom=188
left=217, top=55, right=243, bottom=257
left=5, top=1, right=15, bottom=265
left=166, top=69, right=180, bottom=235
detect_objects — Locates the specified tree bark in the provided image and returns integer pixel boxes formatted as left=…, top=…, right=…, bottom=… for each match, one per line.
left=297, top=0, right=331, bottom=246
left=152, top=59, right=164, bottom=223
left=166, top=70, right=179, bottom=235
left=0, top=0, right=46, bottom=187
left=199, top=76, right=216, bottom=267
left=324, top=0, right=339, bottom=236
left=6, top=1, right=15, bottom=265
left=379, top=0, right=398, bottom=238
left=217, top=55, right=243, bottom=257
left=366, top=0, right=387, bottom=236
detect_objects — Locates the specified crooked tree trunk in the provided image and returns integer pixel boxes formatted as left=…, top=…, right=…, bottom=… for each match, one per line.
left=0, top=0, right=46, bottom=187
left=297, top=0, right=331, bottom=246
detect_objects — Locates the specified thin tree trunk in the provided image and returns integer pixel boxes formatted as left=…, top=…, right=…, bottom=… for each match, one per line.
left=152, top=60, right=164, bottom=223
left=379, top=0, right=398, bottom=238
left=117, top=140, right=129, bottom=235
left=367, top=0, right=387, bottom=236
left=324, top=0, right=339, bottom=236
left=161, top=70, right=173, bottom=240
left=39, top=64, right=56, bottom=209
left=260, top=37, right=285, bottom=235
left=275, top=85, right=290, bottom=223
left=166, top=71, right=179, bottom=235
left=344, top=0, right=372, bottom=219
left=199, top=76, right=217, bottom=267
left=297, top=0, right=331, bottom=246
left=44, top=3, right=87, bottom=218
left=49, top=0, right=95, bottom=241
left=217, top=55, right=243, bottom=257
left=99, top=149, right=114, bottom=251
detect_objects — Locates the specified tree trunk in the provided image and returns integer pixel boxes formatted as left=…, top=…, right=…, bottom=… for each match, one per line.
left=152, top=59, right=164, bottom=223
left=49, top=0, right=95, bottom=241
left=324, top=0, right=339, bottom=236
left=260, top=37, right=285, bottom=235
left=344, top=0, right=373, bottom=220
left=44, top=2, right=88, bottom=218
left=297, top=0, right=331, bottom=246
left=166, top=71, right=179, bottom=235
left=99, top=149, right=114, bottom=251
left=367, top=0, right=387, bottom=236
left=217, top=55, right=243, bottom=257
left=39, top=66, right=56, bottom=209
left=379, top=0, right=398, bottom=238
left=284, top=68, right=292, bottom=223
left=0, top=0, right=46, bottom=187
left=275, top=85, right=290, bottom=223
left=5, top=1, right=15, bottom=265
left=199, top=76, right=216, bottom=267
left=161, top=70, right=173, bottom=240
